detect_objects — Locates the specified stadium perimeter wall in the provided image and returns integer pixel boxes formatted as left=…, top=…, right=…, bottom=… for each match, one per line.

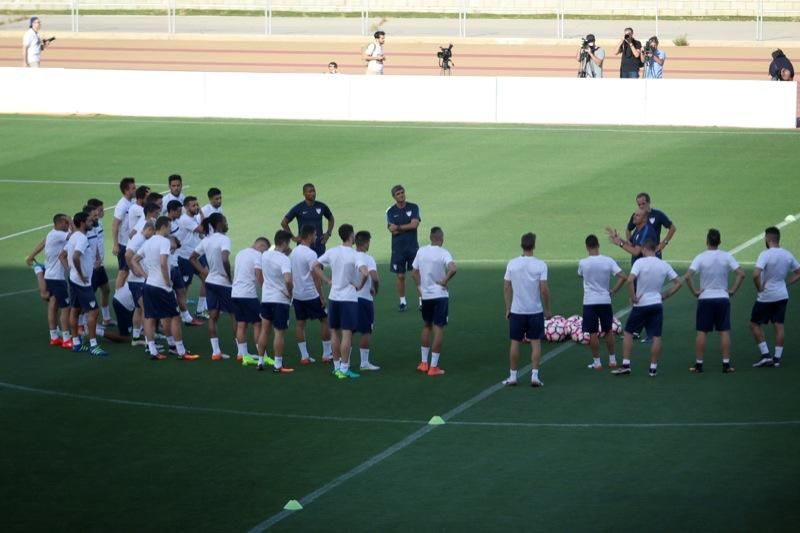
left=0, top=67, right=794, bottom=128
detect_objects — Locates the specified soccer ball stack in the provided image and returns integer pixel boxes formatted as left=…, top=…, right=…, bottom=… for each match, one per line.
left=569, top=316, right=591, bottom=345
left=544, top=315, right=567, bottom=342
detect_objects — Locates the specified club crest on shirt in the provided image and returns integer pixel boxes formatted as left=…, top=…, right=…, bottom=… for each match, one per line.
left=90, top=301, right=96, bottom=308
left=649, top=217, right=655, bottom=224
left=406, top=211, right=412, bottom=217
left=316, top=208, right=322, bottom=215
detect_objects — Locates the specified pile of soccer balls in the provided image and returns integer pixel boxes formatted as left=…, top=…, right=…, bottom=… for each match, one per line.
left=544, top=314, right=622, bottom=344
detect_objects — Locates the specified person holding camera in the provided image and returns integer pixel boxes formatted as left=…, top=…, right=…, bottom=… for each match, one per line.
left=576, top=33, right=604, bottom=78
left=769, top=49, right=794, bottom=81
left=643, top=36, right=666, bottom=79
left=364, top=31, right=385, bottom=75
left=616, top=27, right=642, bottom=79
left=22, top=16, right=53, bottom=68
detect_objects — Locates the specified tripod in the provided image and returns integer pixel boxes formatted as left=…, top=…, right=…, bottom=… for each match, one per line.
left=439, top=57, right=453, bottom=76
left=577, top=49, right=591, bottom=78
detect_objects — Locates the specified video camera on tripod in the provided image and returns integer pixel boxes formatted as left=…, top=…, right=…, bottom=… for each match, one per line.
left=437, top=44, right=454, bottom=74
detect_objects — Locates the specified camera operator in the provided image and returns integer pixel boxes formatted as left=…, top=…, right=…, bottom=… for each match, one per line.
left=642, top=36, right=666, bottom=79
left=769, top=49, right=794, bottom=81
left=22, top=16, right=53, bottom=68
left=616, top=27, right=642, bottom=79
left=576, top=33, right=604, bottom=78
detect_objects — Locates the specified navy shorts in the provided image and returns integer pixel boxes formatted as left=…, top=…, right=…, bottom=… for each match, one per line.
left=117, top=244, right=129, bottom=271
left=113, top=299, right=133, bottom=337
left=69, top=281, right=97, bottom=312
left=206, top=282, right=233, bottom=313
left=390, top=247, right=418, bottom=274
left=232, top=297, right=260, bottom=324
left=750, top=299, right=788, bottom=325
left=91, top=266, right=109, bottom=290
left=328, top=300, right=358, bottom=331
left=583, top=304, right=613, bottom=334
left=170, top=266, right=185, bottom=291
left=357, top=298, right=374, bottom=334
left=128, top=281, right=144, bottom=309
left=696, top=298, right=731, bottom=332
left=46, top=279, right=70, bottom=308
left=421, top=297, right=449, bottom=327
left=177, top=257, right=199, bottom=287
left=143, top=285, right=179, bottom=320
left=293, top=297, right=327, bottom=321
left=260, top=302, right=290, bottom=330
left=625, top=304, right=664, bottom=338
left=509, top=312, right=544, bottom=342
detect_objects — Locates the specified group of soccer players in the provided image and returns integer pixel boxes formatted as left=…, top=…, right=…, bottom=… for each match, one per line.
left=27, top=179, right=799, bottom=385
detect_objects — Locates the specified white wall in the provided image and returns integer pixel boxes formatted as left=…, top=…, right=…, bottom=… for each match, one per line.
left=0, top=68, right=795, bottom=129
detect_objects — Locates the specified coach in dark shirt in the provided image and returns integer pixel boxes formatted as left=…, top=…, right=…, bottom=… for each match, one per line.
left=616, top=27, right=643, bottom=78
left=626, top=192, right=676, bottom=259
left=387, top=184, right=421, bottom=311
left=769, top=49, right=794, bottom=80
left=281, top=183, right=334, bottom=256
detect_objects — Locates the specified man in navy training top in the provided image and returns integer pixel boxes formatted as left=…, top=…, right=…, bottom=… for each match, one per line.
left=281, top=183, right=334, bottom=257
left=386, top=184, right=421, bottom=312
left=625, top=192, right=677, bottom=258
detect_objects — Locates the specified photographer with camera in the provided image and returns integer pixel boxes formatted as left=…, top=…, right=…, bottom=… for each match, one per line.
left=769, top=49, right=794, bottom=81
left=363, top=31, right=386, bottom=75
left=576, top=33, right=604, bottom=78
left=22, top=16, right=54, bottom=68
left=643, top=36, right=666, bottom=79
left=616, top=27, right=642, bottom=79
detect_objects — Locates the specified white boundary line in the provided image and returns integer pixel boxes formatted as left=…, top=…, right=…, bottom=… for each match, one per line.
left=447, top=420, right=800, bottom=429
left=0, top=288, right=38, bottom=299
left=0, top=115, right=797, bottom=136
left=0, top=179, right=152, bottom=186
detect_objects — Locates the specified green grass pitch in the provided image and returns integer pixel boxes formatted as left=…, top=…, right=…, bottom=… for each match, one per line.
left=1, top=116, right=799, bottom=532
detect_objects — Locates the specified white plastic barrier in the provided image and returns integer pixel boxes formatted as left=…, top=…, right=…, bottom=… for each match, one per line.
left=0, top=68, right=795, bottom=129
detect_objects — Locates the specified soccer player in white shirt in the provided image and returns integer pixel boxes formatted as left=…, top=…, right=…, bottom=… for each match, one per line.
left=191, top=213, right=234, bottom=360
left=87, top=198, right=114, bottom=326
left=291, top=225, right=333, bottom=363
left=412, top=226, right=457, bottom=377
left=65, top=212, right=109, bottom=356
left=132, top=216, right=199, bottom=361
left=161, top=174, right=185, bottom=216
left=613, top=240, right=682, bottom=377
left=111, top=177, right=136, bottom=289
left=200, top=187, right=224, bottom=222
left=749, top=226, right=800, bottom=368
left=125, top=221, right=155, bottom=348
left=26, top=213, right=71, bottom=347
left=175, top=196, right=206, bottom=310
left=313, top=224, right=367, bottom=379
left=684, top=229, right=745, bottom=373
left=355, top=231, right=380, bottom=371
left=257, top=231, right=295, bottom=373
left=578, top=234, right=627, bottom=371
left=127, top=186, right=150, bottom=240
left=502, top=232, right=551, bottom=387
left=232, top=237, right=270, bottom=364
left=165, top=200, right=202, bottom=327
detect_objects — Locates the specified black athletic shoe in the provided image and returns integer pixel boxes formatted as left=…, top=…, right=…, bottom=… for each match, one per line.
left=722, top=365, right=736, bottom=373
left=690, top=363, right=704, bottom=373
left=611, top=366, right=631, bottom=375
left=773, top=358, right=782, bottom=368
left=648, top=368, right=658, bottom=377
left=398, top=303, right=407, bottom=312
left=753, top=357, right=775, bottom=368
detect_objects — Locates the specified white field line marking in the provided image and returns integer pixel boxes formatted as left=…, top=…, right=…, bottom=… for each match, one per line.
left=0, top=179, right=157, bottom=186
left=729, top=211, right=800, bottom=255
left=0, top=115, right=797, bottom=136
left=247, top=213, right=799, bottom=531
left=0, top=288, right=38, bottom=298
left=447, top=420, right=800, bottom=429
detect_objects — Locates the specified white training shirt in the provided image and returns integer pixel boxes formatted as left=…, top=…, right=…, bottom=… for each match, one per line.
left=200, top=204, right=223, bottom=235
left=630, top=256, right=679, bottom=307
left=66, top=232, right=92, bottom=287
left=261, top=250, right=292, bottom=304
left=755, top=247, right=800, bottom=303
left=113, top=196, right=132, bottom=246
left=290, top=244, right=320, bottom=301
left=194, top=233, right=232, bottom=287
left=356, top=252, right=377, bottom=301
left=412, top=245, right=455, bottom=300
left=139, top=234, right=172, bottom=290
left=44, top=229, right=69, bottom=281
left=127, top=203, right=145, bottom=238
left=578, top=254, right=622, bottom=305
left=232, top=247, right=262, bottom=299
left=688, top=249, right=740, bottom=300
left=366, top=42, right=384, bottom=73
left=317, top=245, right=359, bottom=302
left=113, top=284, right=135, bottom=312
left=23, top=28, right=41, bottom=64
left=504, top=255, right=548, bottom=314
left=126, top=232, right=148, bottom=284
left=168, top=219, right=181, bottom=268
left=95, top=219, right=105, bottom=261
left=177, top=213, right=201, bottom=260
left=85, top=226, right=99, bottom=269
left=161, top=192, right=185, bottom=215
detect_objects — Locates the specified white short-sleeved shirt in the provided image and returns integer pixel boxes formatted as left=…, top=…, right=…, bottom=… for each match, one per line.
left=290, top=244, right=320, bottom=301
left=356, top=252, right=378, bottom=301
left=95, top=220, right=105, bottom=261
left=193, top=233, right=232, bottom=287
left=232, top=247, right=262, bottom=299
left=504, top=255, right=548, bottom=314
left=630, top=256, right=679, bottom=307
left=113, top=197, right=132, bottom=246
left=317, top=246, right=359, bottom=302
left=177, top=213, right=201, bottom=260
left=23, top=28, right=41, bottom=64
left=84, top=227, right=99, bottom=268
left=578, top=255, right=622, bottom=305
left=126, top=232, right=148, bottom=284
left=44, top=229, right=69, bottom=280
left=366, top=42, right=384, bottom=73
left=167, top=219, right=180, bottom=268
left=66, top=232, right=92, bottom=287
left=201, top=204, right=223, bottom=234
left=162, top=192, right=185, bottom=215
left=755, top=247, right=800, bottom=303
left=113, top=284, right=135, bottom=311
left=412, top=245, right=454, bottom=300
left=128, top=208, right=147, bottom=239
left=139, top=234, right=172, bottom=290
left=261, top=250, right=292, bottom=304
left=688, top=249, right=740, bottom=300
